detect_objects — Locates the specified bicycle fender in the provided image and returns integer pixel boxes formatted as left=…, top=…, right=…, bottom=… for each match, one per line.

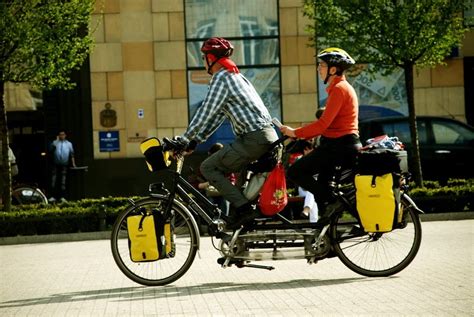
left=402, top=193, right=424, bottom=214
left=173, top=199, right=201, bottom=250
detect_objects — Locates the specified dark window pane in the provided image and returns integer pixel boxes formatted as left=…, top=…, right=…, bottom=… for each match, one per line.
left=432, top=120, right=474, bottom=145
left=382, top=121, right=428, bottom=145
left=184, top=0, right=282, bottom=145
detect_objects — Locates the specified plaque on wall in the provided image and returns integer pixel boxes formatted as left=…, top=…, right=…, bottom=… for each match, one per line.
left=99, top=131, right=120, bottom=152
left=100, top=102, right=117, bottom=127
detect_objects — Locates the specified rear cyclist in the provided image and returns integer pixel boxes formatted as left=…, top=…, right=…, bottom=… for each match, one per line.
left=177, top=37, right=278, bottom=229
left=280, top=48, right=362, bottom=224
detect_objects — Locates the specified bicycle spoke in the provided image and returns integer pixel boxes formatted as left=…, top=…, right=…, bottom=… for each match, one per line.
left=111, top=198, right=198, bottom=286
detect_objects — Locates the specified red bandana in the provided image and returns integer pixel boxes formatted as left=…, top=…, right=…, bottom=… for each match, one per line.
left=217, top=57, right=240, bottom=73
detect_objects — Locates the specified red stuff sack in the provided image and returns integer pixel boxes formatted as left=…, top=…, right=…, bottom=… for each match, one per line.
left=258, top=163, right=288, bottom=216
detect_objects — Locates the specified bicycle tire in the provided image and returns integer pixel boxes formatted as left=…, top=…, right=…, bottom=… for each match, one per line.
left=12, top=186, right=48, bottom=205
left=331, top=195, right=422, bottom=277
left=111, top=197, right=199, bottom=286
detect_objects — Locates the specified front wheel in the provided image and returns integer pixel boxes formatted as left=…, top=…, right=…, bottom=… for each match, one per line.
left=111, top=197, right=199, bottom=286
left=331, top=196, right=422, bottom=277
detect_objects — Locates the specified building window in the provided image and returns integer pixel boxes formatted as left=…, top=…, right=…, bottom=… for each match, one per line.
left=184, top=0, right=280, bottom=149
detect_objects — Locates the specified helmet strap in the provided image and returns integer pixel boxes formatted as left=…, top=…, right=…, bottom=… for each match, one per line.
left=323, top=68, right=332, bottom=84
left=205, top=54, right=219, bottom=75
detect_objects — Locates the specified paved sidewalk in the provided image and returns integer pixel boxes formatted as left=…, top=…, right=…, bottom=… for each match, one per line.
left=0, top=220, right=473, bottom=316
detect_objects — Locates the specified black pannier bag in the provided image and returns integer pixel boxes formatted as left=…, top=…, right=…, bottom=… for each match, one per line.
left=356, top=149, right=408, bottom=176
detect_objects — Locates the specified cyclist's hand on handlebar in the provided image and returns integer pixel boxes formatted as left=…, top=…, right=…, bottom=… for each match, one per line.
left=168, top=136, right=198, bottom=155
left=280, top=125, right=297, bottom=138
left=171, top=136, right=188, bottom=149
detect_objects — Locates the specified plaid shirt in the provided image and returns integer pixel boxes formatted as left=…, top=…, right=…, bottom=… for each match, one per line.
left=183, top=69, right=272, bottom=143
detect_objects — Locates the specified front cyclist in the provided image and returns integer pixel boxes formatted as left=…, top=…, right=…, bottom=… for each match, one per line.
left=280, top=48, right=362, bottom=224
left=178, top=37, right=278, bottom=229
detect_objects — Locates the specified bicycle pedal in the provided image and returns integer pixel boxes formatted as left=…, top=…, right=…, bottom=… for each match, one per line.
left=217, top=257, right=244, bottom=267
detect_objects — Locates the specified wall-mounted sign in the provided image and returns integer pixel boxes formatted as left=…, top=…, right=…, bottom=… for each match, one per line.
left=100, top=102, right=117, bottom=127
left=99, top=131, right=120, bottom=152
left=127, top=131, right=147, bottom=143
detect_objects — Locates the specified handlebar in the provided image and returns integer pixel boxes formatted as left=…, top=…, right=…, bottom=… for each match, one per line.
left=162, top=137, right=186, bottom=153
left=163, top=135, right=288, bottom=154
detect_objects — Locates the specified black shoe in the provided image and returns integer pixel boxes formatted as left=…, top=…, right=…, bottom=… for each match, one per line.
left=217, top=257, right=244, bottom=267
left=235, top=202, right=253, bottom=214
left=223, top=209, right=238, bottom=224
left=226, top=207, right=260, bottom=230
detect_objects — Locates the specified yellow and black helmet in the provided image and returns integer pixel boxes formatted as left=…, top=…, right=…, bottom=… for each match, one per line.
left=317, top=47, right=355, bottom=69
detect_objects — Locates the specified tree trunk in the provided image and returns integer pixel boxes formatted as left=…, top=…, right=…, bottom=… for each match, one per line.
left=404, top=63, right=423, bottom=187
left=0, top=79, right=13, bottom=211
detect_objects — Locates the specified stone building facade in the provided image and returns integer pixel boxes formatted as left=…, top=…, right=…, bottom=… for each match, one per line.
left=89, top=0, right=473, bottom=159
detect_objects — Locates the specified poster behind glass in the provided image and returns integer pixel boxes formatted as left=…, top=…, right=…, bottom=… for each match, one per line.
left=318, top=64, right=408, bottom=120
left=185, top=0, right=280, bottom=151
left=188, top=67, right=280, bottom=151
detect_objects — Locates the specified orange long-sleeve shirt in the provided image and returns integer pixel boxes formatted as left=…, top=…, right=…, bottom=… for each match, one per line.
left=295, top=75, right=359, bottom=139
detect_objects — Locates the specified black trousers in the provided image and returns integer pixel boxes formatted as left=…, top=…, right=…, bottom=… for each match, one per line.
left=287, top=134, right=361, bottom=209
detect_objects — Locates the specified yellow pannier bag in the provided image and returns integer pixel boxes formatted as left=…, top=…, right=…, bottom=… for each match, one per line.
left=355, top=173, right=399, bottom=232
left=155, top=212, right=175, bottom=259
left=127, top=214, right=160, bottom=262
left=163, top=223, right=174, bottom=256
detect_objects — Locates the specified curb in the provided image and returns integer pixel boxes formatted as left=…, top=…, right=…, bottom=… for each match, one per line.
left=0, top=212, right=472, bottom=246
left=0, top=231, right=111, bottom=246
left=419, top=211, right=474, bottom=222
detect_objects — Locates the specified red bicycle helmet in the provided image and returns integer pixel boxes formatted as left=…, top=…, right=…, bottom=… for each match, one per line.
left=201, top=37, right=234, bottom=58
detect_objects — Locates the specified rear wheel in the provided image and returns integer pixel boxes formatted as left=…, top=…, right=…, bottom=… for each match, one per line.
left=331, top=196, right=422, bottom=277
left=111, top=197, right=198, bottom=286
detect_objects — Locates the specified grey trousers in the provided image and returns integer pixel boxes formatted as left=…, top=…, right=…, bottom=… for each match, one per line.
left=51, top=164, right=68, bottom=198
left=200, top=126, right=278, bottom=208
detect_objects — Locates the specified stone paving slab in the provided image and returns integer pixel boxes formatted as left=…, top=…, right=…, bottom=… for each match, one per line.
left=0, top=220, right=472, bottom=316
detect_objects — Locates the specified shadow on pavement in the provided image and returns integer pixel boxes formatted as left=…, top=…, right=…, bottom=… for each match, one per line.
left=0, top=277, right=389, bottom=308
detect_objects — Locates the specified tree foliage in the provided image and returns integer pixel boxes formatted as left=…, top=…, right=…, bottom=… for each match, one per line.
left=0, top=0, right=95, bottom=211
left=1, top=0, right=95, bottom=88
left=304, top=0, right=469, bottom=68
left=303, top=0, right=471, bottom=186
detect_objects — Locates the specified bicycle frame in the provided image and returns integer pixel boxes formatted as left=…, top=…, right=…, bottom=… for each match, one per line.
left=149, top=142, right=423, bottom=236
left=152, top=153, right=331, bottom=237
left=149, top=155, right=226, bottom=233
